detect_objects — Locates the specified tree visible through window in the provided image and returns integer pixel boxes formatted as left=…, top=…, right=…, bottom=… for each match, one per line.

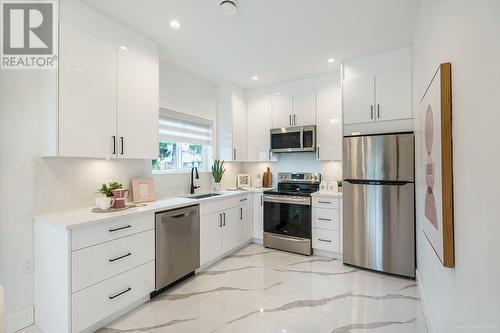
left=152, top=141, right=207, bottom=172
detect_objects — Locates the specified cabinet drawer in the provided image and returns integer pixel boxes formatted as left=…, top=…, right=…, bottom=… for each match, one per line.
left=313, top=208, right=339, bottom=231
left=200, top=194, right=248, bottom=216
left=312, top=197, right=339, bottom=209
left=312, top=228, right=340, bottom=252
left=72, top=230, right=155, bottom=292
left=72, top=261, right=154, bottom=333
left=71, top=212, right=154, bottom=250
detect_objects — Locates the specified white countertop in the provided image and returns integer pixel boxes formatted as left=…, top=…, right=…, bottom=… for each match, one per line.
left=34, top=189, right=262, bottom=229
left=311, top=191, right=343, bottom=198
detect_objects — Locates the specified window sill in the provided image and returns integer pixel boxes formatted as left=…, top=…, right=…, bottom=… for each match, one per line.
left=152, top=170, right=211, bottom=175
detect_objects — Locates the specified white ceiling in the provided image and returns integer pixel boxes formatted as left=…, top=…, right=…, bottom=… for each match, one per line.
left=80, top=0, right=419, bottom=89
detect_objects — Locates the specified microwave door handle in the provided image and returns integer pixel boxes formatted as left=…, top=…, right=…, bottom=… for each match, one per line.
left=300, top=127, right=304, bottom=149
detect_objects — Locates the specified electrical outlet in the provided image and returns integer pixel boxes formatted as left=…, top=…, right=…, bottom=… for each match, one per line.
left=23, top=258, right=34, bottom=274
left=95, top=179, right=111, bottom=192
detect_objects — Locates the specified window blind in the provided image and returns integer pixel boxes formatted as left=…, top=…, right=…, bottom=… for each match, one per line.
left=159, top=108, right=212, bottom=146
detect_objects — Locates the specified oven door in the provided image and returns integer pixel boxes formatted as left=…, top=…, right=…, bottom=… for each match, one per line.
left=263, top=195, right=311, bottom=239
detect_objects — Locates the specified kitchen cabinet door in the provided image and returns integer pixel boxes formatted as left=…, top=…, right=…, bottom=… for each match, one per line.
left=232, top=92, right=248, bottom=161
left=200, top=212, right=223, bottom=266
left=58, top=23, right=117, bottom=158
left=271, top=94, right=293, bottom=128
left=222, top=207, right=243, bottom=253
left=316, top=86, right=342, bottom=161
left=375, top=68, right=412, bottom=122
left=343, top=75, right=375, bottom=125
left=247, top=97, right=273, bottom=161
left=238, top=204, right=249, bottom=244
left=253, top=193, right=264, bottom=240
left=117, top=42, right=159, bottom=159
left=292, top=92, right=316, bottom=126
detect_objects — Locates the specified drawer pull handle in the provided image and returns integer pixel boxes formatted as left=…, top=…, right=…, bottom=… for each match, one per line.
left=108, top=287, right=132, bottom=300
left=318, top=238, right=332, bottom=243
left=240, top=198, right=248, bottom=202
left=318, top=218, right=332, bottom=221
left=318, top=201, right=332, bottom=204
left=108, top=252, right=132, bottom=262
left=108, top=225, right=132, bottom=232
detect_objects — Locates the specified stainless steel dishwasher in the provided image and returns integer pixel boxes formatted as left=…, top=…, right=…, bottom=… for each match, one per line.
left=154, top=205, right=200, bottom=293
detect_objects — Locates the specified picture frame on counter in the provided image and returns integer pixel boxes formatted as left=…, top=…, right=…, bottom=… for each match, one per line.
left=237, top=174, right=251, bottom=187
left=132, top=177, right=156, bottom=203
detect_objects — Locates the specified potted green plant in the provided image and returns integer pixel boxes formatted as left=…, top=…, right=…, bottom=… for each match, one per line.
left=211, top=160, right=226, bottom=191
left=337, top=179, right=343, bottom=192
left=98, top=182, right=123, bottom=197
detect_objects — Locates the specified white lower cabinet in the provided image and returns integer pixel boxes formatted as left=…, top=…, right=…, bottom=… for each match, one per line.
left=34, top=212, right=155, bottom=333
left=200, top=194, right=249, bottom=267
left=253, top=192, right=264, bottom=240
left=312, top=196, right=342, bottom=255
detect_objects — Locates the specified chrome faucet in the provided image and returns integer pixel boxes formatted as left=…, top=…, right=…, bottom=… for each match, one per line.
left=190, top=166, right=200, bottom=194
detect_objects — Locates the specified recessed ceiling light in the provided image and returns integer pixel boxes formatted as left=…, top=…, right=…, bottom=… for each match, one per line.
left=327, top=58, right=336, bottom=64
left=119, top=46, right=128, bottom=51
left=169, top=20, right=181, bottom=29
left=274, top=92, right=281, bottom=95
left=251, top=75, right=259, bottom=81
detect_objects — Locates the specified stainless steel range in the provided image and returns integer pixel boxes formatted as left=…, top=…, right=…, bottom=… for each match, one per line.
left=263, top=172, right=320, bottom=256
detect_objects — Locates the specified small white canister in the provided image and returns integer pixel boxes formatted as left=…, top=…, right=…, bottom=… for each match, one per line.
left=328, top=181, right=338, bottom=193
left=319, top=181, right=328, bottom=193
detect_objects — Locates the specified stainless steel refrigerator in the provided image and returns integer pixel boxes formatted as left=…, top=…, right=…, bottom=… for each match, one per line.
left=343, top=132, right=415, bottom=278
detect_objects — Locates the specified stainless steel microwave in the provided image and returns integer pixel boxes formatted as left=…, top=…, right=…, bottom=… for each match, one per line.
left=270, top=125, right=316, bottom=153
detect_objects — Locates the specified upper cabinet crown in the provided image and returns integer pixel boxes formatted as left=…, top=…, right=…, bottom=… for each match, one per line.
left=342, top=47, right=412, bottom=134
left=43, top=0, right=159, bottom=159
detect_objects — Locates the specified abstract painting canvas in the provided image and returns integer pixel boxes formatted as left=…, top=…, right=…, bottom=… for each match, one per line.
left=420, top=62, right=455, bottom=268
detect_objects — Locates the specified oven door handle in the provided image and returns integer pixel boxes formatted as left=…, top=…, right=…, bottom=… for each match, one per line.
left=263, top=195, right=311, bottom=205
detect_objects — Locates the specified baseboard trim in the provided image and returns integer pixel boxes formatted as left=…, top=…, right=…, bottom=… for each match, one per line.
left=6, top=308, right=33, bottom=333
left=416, top=269, right=435, bottom=333
left=312, top=248, right=342, bottom=259
left=251, top=238, right=263, bottom=245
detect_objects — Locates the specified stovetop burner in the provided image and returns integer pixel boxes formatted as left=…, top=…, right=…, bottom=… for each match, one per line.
left=263, top=172, right=321, bottom=197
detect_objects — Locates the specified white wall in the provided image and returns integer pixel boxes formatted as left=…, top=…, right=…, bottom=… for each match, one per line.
left=413, top=1, right=500, bottom=332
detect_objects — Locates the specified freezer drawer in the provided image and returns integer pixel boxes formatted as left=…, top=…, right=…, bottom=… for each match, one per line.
left=343, top=133, right=414, bottom=182
left=343, top=181, right=415, bottom=277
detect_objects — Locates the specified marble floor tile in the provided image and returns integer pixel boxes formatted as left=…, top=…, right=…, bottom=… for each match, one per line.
left=83, top=244, right=426, bottom=333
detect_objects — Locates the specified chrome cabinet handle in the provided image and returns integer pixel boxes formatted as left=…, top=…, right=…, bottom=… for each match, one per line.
left=293, top=114, right=296, bottom=126
left=109, top=287, right=132, bottom=300
left=317, top=146, right=320, bottom=159
left=260, top=195, right=263, bottom=206
left=370, top=105, right=374, bottom=119
left=109, top=252, right=132, bottom=262
left=219, top=214, right=222, bottom=227
left=377, top=104, right=380, bottom=119
left=318, top=239, right=332, bottom=243
left=289, top=115, right=292, bottom=126
left=233, top=148, right=236, bottom=160
left=240, top=198, right=247, bottom=202
left=318, top=218, right=332, bottom=221
left=108, top=225, right=131, bottom=232
left=112, top=136, right=116, bottom=155
left=223, top=212, right=226, bottom=226
left=240, top=207, right=243, bottom=220
left=318, top=201, right=332, bottom=204
left=268, top=150, right=272, bottom=160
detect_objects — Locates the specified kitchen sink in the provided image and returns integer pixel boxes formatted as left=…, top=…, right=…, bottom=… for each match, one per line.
left=186, top=193, right=223, bottom=199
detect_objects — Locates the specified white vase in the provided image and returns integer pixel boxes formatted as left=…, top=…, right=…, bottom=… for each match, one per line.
left=214, top=182, right=222, bottom=191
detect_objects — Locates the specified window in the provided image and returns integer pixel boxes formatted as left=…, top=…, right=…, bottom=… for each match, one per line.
left=152, top=109, right=212, bottom=173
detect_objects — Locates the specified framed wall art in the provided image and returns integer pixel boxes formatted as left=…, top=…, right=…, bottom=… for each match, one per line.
left=419, top=62, right=455, bottom=268
left=237, top=174, right=251, bottom=187
left=132, top=177, right=156, bottom=203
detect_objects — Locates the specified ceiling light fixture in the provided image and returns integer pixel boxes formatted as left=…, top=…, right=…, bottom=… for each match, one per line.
left=169, top=20, right=181, bottom=29
left=327, top=58, right=336, bottom=64
left=251, top=75, right=259, bottom=81
left=220, top=0, right=238, bottom=15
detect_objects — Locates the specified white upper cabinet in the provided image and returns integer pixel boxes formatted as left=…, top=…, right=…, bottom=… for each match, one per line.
left=342, top=47, right=412, bottom=134
left=44, top=0, right=159, bottom=159
left=117, top=42, right=159, bottom=159
left=375, top=67, right=412, bottom=121
left=343, top=76, right=376, bottom=125
left=217, top=84, right=248, bottom=161
left=292, top=92, right=316, bottom=126
left=316, top=86, right=342, bottom=161
left=58, top=23, right=117, bottom=158
left=247, top=97, right=273, bottom=161
left=271, top=94, right=293, bottom=128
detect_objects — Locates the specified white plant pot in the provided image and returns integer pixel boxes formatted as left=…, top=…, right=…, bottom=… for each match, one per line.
left=214, top=182, right=222, bottom=191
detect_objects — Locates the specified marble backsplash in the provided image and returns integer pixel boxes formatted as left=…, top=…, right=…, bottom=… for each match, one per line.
left=34, top=157, right=241, bottom=214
